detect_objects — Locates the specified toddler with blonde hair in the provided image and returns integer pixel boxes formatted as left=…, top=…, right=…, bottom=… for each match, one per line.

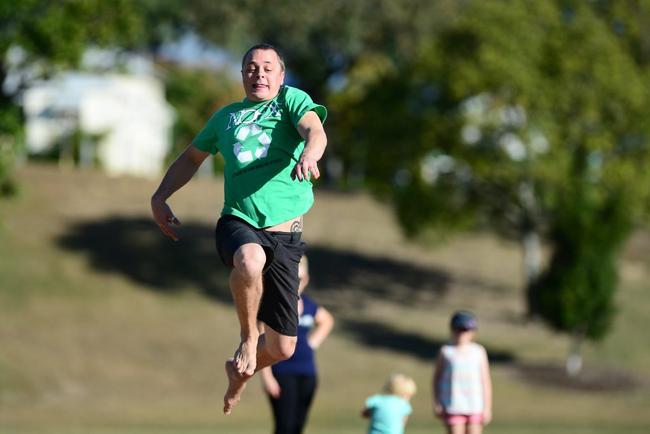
left=362, top=373, right=416, bottom=434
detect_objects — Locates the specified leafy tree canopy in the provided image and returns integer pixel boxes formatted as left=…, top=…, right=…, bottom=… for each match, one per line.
left=149, top=0, right=460, bottom=98
left=0, top=0, right=146, bottom=195
left=331, top=0, right=650, bottom=345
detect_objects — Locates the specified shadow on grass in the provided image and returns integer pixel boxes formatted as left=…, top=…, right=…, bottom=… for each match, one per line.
left=306, top=246, right=450, bottom=311
left=340, top=317, right=516, bottom=364
left=514, top=362, right=643, bottom=392
left=56, top=215, right=458, bottom=358
left=56, top=216, right=452, bottom=308
left=57, top=216, right=233, bottom=303
left=56, top=216, right=646, bottom=385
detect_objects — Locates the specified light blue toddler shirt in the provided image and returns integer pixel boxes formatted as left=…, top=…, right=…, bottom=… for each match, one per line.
left=365, top=394, right=412, bottom=434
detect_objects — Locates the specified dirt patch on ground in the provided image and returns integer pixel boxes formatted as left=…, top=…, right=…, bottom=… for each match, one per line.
left=515, top=362, right=645, bottom=392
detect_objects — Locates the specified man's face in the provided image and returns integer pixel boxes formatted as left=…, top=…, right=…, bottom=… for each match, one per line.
left=242, top=49, right=285, bottom=102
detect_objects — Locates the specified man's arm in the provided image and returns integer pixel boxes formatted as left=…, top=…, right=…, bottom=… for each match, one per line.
left=151, top=145, right=210, bottom=240
left=293, top=110, right=327, bottom=181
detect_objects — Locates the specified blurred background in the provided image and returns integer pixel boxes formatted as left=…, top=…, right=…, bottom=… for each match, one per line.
left=1, top=1, right=650, bottom=433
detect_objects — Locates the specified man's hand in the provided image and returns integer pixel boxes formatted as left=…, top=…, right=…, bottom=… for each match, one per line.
left=151, top=196, right=181, bottom=241
left=292, top=154, right=320, bottom=181
left=295, top=110, right=326, bottom=181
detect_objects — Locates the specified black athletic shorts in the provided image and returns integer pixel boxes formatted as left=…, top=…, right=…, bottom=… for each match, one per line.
left=214, top=214, right=307, bottom=336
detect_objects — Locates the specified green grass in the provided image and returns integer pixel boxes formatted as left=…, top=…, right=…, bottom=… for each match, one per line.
left=1, top=423, right=649, bottom=434
left=1, top=164, right=649, bottom=433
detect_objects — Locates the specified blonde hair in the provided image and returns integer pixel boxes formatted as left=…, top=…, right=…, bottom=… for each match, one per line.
left=382, top=373, right=417, bottom=399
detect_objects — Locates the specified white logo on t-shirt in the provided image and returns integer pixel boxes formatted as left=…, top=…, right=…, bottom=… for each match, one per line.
left=233, top=123, right=272, bottom=163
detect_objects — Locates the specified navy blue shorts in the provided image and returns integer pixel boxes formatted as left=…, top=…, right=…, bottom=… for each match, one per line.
left=214, top=215, right=307, bottom=336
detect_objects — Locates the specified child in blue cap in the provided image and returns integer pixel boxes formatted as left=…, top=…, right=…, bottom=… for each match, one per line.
left=433, top=311, right=493, bottom=434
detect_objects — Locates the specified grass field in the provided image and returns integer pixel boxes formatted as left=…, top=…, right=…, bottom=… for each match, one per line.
left=1, top=163, right=649, bottom=434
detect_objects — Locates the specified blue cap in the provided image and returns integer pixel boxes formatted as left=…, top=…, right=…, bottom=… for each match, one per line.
left=450, top=311, right=477, bottom=331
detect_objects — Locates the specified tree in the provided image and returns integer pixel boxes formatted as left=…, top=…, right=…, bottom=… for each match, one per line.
left=183, top=0, right=459, bottom=98
left=143, top=0, right=460, bottom=185
left=530, top=180, right=632, bottom=375
left=331, top=0, right=650, bottom=372
left=162, top=64, right=242, bottom=172
left=0, top=0, right=144, bottom=196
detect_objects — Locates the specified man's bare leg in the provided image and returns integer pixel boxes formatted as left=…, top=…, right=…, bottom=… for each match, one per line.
left=229, top=243, right=266, bottom=376
left=223, top=330, right=296, bottom=415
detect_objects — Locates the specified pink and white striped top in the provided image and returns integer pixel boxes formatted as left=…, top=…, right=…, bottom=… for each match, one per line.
left=438, top=342, right=486, bottom=415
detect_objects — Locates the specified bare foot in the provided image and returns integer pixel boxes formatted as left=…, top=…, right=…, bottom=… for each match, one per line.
left=233, top=339, right=257, bottom=376
left=223, top=359, right=247, bottom=415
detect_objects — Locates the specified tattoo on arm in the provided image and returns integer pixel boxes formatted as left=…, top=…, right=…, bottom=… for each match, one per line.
left=290, top=217, right=303, bottom=233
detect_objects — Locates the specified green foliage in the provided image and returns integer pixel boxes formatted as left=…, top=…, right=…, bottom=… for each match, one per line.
left=147, top=0, right=455, bottom=174
left=167, top=0, right=460, bottom=97
left=162, top=65, right=243, bottom=172
left=2, top=0, right=144, bottom=67
left=589, top=0, right=650, bottom=66
left=529, top=182, right=632, bottom=340
left=0, top=0, right=146, bottom=198
left=0, top=104, right=22, bottom=197
left=332, top=0, right=650, bottom=342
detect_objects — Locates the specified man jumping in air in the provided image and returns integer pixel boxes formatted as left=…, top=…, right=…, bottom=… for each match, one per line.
left=151, top=43, right=327, bottom=415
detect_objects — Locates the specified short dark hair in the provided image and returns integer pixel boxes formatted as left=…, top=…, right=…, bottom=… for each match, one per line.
left=241, top=43, right=285, bottom=71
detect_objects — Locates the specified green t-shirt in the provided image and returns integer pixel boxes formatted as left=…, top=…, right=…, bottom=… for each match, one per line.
left=192, top=85, right=327, bottom=228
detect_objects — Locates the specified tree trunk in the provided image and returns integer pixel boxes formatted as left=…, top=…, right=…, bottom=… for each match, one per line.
left=566, top=328, right=586, bottom=377
left=518, top=180, right=543, bottom=316
left=522, top=230, right=542, bottom=285
left=522, top=229, right=543, bottom=318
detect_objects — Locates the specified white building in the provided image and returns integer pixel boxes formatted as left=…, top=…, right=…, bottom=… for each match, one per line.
left=23, top=71, right=174, bottom=178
